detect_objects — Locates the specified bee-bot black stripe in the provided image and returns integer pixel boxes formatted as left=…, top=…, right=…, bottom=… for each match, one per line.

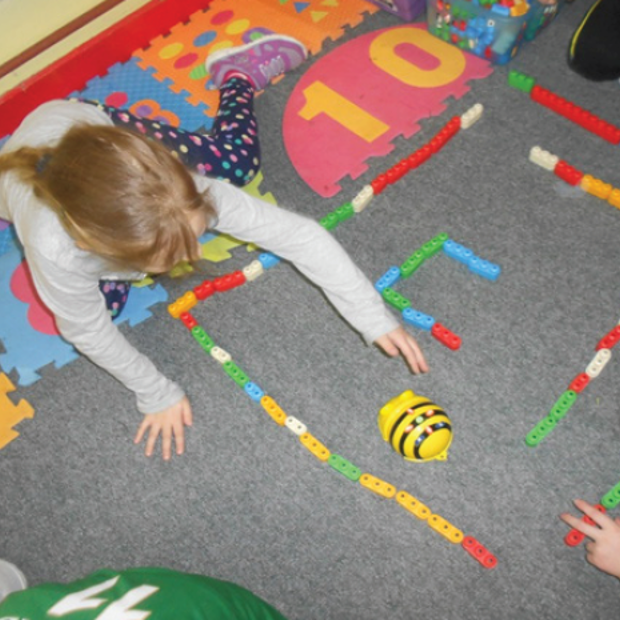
left=389, top=412, right=412, bottom=445
left=410, top=401, right=446, bottom=420
left=409, top=400, right=434, bottom=412
left=399, top=428, right=411, bottom=456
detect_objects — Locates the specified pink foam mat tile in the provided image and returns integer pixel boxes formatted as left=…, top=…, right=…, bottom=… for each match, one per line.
left=283, top=24, right=493, bottom=197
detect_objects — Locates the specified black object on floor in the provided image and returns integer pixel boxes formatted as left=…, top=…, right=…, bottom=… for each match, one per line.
left=568, top=0, right=620, bottom=81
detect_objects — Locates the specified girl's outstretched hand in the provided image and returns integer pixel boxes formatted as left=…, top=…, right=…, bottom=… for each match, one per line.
left=560, top=499, right=620, bottom=579
left=134, top=396, right=193, bottom=460
left=374, top=326, right=429, bottom=375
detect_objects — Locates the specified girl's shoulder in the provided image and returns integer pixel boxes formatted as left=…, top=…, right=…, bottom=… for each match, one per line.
left=4, top=99, right=113, bottom=151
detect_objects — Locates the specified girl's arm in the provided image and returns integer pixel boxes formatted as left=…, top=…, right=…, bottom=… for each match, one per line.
left=202, top=178, right=427, bottom=373
left=204, top=178, right=397, bottom=342
left=25, top=247, right=190, bottom=459
left=25, top=246, right=185, bottom=414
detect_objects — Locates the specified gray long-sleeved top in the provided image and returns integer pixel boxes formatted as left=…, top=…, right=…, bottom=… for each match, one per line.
left=0, top=100, right=398, bottom=414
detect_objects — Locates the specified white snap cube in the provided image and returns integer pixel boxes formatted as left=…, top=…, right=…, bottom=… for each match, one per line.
left=529, top=146, right=559, bottom=171
left=242, top=259, right=264, bottom=282
left=352, top=185, right=374, bottom=213
left=285, top=416, right=307, bottom=436
left=210, top=346, right=232, bottom=364
left=585, top=348, right=611, bottom=378
left=460, top=103, right=483, bottom=130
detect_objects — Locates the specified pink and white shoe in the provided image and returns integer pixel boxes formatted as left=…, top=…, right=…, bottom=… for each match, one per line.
left=205, top=34, right=308, bottom=90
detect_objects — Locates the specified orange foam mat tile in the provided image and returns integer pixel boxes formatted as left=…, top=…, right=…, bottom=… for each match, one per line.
left=0, top=373, right=34, bottom=450
left=253, top=0, right=380, bottom=52
left=134, top=0, right=377, bottom=109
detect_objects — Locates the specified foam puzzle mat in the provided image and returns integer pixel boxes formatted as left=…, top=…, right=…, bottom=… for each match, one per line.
left=74, top=57, right=213, bottom=133
left=134, top=0, right=378, bottom=112
left=0, top=373, right=34, bottom=450
left=283, top=23, right=493, bottom=196
left=0, top=244, right=169, bottom=388
left=0, top=219, right=17, bottom=257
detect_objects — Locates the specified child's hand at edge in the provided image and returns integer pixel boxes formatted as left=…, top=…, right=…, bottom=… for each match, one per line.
left=374, top=326, right=429, bottom=375
left=134, top=396, right=193, bottom=461
left=560, top=498, right=620, bottom=579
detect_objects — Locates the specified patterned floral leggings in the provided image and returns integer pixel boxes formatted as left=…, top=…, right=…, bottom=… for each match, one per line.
left=94, top=76, right=259, bottom=317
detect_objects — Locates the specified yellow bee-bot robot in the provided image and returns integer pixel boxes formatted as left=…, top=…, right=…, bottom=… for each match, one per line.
left=378, top=390, right=452, bottom=462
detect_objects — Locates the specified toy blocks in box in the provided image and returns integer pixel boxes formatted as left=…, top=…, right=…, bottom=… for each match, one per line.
left=427, top=0, right=563, bottom=64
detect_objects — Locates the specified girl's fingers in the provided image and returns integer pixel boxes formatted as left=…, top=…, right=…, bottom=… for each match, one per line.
left=173, top=420, right=185, bottom=456
left=375, top=329, right=429, bottom=375
left=134, top=419, right=149, bottom=444
left=161, top=423, right=173, bottom=461
left=401, top=333, right=429, bottom=374
left=559, top=512, right=600, bottom=540
left=182, top=401, right=193, bottom=427
left=145, top=425, right=160, bottom=458
left=573, top=499, right=610, bottom=528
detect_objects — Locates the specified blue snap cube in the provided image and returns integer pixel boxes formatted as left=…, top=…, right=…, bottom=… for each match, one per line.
left=375, top=266, right=401, bottom=292
left=258, top=252, right=281, bottom=269
left=467, top=256, right=501, bottom=281
left=443, top=239, right=474, bottom=265
left=402, top=307, right=435, bottom=331
left=244, top=382, right=265, bottom=402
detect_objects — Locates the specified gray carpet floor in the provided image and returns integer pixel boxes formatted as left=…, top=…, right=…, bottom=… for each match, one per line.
left=2, top=3, right=620, bottom=618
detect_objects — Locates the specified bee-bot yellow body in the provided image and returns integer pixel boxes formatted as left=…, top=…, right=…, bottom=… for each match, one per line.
left=378, top=390, right=452, bottom=462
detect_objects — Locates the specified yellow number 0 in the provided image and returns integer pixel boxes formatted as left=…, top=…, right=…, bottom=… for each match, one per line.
left=370, top=27, right=466, bottom=88
left=298, top=27, right=467, bottom=141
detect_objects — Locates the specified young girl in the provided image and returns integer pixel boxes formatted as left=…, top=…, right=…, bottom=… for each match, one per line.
left=0, top=35, right=428, bottom=460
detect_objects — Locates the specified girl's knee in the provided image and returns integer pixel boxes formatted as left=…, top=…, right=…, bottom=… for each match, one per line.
left=230, top=165, right=260, bottom=188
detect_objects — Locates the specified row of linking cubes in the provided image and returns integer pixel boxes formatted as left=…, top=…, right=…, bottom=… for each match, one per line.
left=508, top=72, right=620, bottom=542
left=318, top=104, right=484, bottom=232
left=529, top=146, right=620, bottom=211
left=170, top=296, right=496, bottom=568
left=508, top=70, right=620, bottom=144
left=166, top=104, right=497, bottom=568
left=375, top=234, right=501, bottom=351
left=508, top=71, right=620, bottom=211
left=525, top=322, right=620, bottom=447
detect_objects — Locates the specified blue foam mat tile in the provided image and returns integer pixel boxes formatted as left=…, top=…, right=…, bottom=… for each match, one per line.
left=0, top=243, right=169, bottom=385
left=0, top=247, right=79, bottom=386
left=0, top=223, right=18, bottom=258
left=115, top=283, right=169, bottom=328
left=73, top=57, right=213, bottom=133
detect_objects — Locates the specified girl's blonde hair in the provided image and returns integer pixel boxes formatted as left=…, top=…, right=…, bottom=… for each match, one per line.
left=0, top=123, right=217, bottom=272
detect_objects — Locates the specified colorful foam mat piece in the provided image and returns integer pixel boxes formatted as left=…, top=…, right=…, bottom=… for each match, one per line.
left=134, top=0, right=378, bottom=111
left=283, top=23, right=493, bottom=197
left=0, top=244, right=168, bottom=387
left=0, top=246, right=79, bottom=386
left=0, top=373, right=34, bottom=450
left=0, top=221, right=18, bottom=258
left=73, top=57, right=213, bottom=133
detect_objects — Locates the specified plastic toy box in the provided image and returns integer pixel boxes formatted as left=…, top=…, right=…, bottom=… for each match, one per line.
left=427, top=0, right=563, bottom=64
left=368, top=0, right=426, bottom=21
